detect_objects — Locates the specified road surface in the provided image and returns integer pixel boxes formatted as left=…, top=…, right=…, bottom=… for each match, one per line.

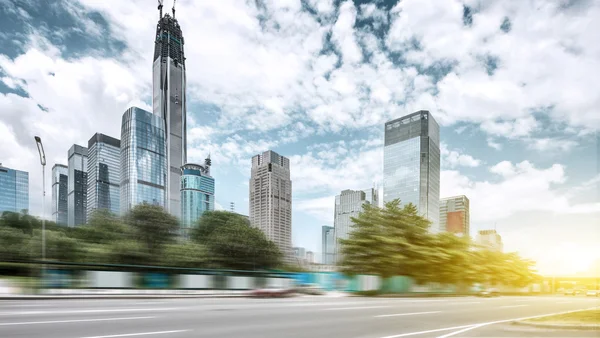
left=0, top=294, right=598, bottom=337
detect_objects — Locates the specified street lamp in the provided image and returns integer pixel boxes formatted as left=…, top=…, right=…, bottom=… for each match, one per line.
left=34, top=136, right=46, bottom=271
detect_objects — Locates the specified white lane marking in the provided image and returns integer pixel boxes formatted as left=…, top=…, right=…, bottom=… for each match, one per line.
left=375, top=311, right=442, bottom=318
left=323, top=305, right=392, bottom=311
left=0, top=307, right=179, bottom=316
left=557, top=301, right=573, bottom=304
left=499, top=305, right=528, bottom=308
left=435, top=324, right=484, bottom=338
left=451, top=301, right=481, bottom=305
left=80, top=330, right=190, bottom=338
left=379, top=306, right=600, bottom=338
left=0, top=316, right=155, bottom=326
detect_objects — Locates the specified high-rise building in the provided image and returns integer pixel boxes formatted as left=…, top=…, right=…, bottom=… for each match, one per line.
left=334, top=188, right=378, bottom=255
left=153, top=3, right=187, bottom=219
left=293, top=246, right=306, bottom=265
left=322, top=225, right=335, bottom=265
left=67, top=145, right=88, bottom=227
left=249, top=150, right=292, bottom=259
left=120, top=107, right=167, bottom=215
left=383, top=110, right=440, bottom=231
left=0, top=164, right=29, bottom=214
left=87, top=133, right=121, bottom=219
left=439, top=195, right=470, bottom=236
left=476, top=229, right=503, bottom=252
left=51, top=164, right=68, bottom=225
left=181, top=159, right=215, bottom=237
left=306, top=251, right=315, bottom=264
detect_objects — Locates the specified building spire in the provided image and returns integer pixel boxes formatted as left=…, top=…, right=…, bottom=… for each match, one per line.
left=158, top=0, right=163, bottom=18
left=172, top=0, right=176, bottom=18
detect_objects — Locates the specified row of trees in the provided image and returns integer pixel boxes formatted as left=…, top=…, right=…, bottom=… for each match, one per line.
left=0, top=206, right=282, bottom=271
left=339, top=200, right=539, bottom=289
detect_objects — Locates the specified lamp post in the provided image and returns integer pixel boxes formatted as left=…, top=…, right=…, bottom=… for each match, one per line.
left=34, top=136, right=46, bottom=276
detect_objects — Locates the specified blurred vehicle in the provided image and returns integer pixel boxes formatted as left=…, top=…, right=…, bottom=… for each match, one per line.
left=564, top=289, right=575, bottom=295
left=585, top=290, right=598, bottom=297
left=248, top=287, right=296, bottom=298
left=476, top=288, right=499, bottom=297
left=295, top=283, right=325, bottom=295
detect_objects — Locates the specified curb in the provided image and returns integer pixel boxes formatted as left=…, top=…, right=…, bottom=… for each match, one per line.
left=0, top=294, right=246, bottom=300
left=512, top=320, right=599, bottom=330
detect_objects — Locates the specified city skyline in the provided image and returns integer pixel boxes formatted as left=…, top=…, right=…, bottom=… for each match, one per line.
left=0, top=0, right=599, bottom=275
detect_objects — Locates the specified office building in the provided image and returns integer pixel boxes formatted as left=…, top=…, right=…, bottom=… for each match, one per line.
left=87, top=133, right=121, bottom=219
left=383, top=110, right=440, bottom=231
left=153, top=3, right=187, bottom=219
left=249, top=150, right=292, bottom=259
left=120, top=107, right=167, bottom=215
left=439, top=195, right=470, bottom=236
left=0, top=164, right=29, bottom=214
left=334, top=188, right=378, bottom=259
left=181, top=158, right=215, bottom=237
left=322, top=225, right=335, bottom=265
left=67, top=145, right=88, bottom=227
left=51, top=164, right=68, bottom=225
left=306, top=251, right=315, bottom=264
left=476, top=229, right=503, bottom=252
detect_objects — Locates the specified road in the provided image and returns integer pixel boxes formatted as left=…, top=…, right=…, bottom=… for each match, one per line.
left=0, top=294, right=598, bottom=337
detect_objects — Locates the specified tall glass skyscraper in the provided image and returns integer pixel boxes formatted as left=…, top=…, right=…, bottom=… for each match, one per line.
left=334, top=188, right=378, bottom=261
left=0, top=164, right=29, bottom=214
left=120, top=107, right=167, bottom=215
left=383, top=110, right=440, bottom=231
left=321, top=225, right=335, bottom=265
left=180, top=159, right=214, bottom=237
left=68, top=145, right=88, bottom=227
left=153, top=4, right=187, bottom=219
left=51, top=164, right=68, bottom=225
left=87, top=133, right=121, bottom=219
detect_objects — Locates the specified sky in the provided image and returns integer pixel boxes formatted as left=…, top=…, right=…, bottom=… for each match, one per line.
left=0, top=0, right=598, bottom=275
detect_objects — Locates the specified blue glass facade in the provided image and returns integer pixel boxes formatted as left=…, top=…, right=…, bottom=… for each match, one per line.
left=68, top=145, right=88, bottom=227
left=51, top=164, right=68, bottom=225
left=87, top=133, right=121, bottom=219
left=120, top=107, right=167, bottom=215
left=181, top=162, right=214, bottom=236
left=0, top=165, right=29, bottom=214
left=383, top=110, right=440, bottom=231
left=321, top=226, right=335, bottom=265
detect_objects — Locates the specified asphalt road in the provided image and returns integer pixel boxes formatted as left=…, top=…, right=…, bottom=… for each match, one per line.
left=0, top=294, right=598, bottom=338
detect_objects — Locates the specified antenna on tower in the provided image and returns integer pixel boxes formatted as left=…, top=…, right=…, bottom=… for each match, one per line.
left=230, top=202, right=235, bottom=213
left=157, top=0, right=163, bottom=18
left=172, top=0, right=176, bottom=18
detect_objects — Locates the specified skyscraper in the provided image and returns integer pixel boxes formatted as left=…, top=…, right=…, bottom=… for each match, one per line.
left=68, top=145, right=88, bottom=227
left=120, top=107, right=167, bottom=215
left=334, top=188, right=378, bottom=260
left=249, top=150, right=292, bottom=260
left=87, top=133, right=121, bottom=219
left=321, top=225, right=335, bottom=265
left=0, top=164, right=29, bottom=214
left=476, top=230, right=503, bottom=252
left=383, top=110, right=440, bottom=231
left=181, top=159, right=215, bottom=237
left=439, top=195, right=470, bottom=236
left=51, top=164, right=68, bottom=225
left=153, top=2, right=187, bottom=219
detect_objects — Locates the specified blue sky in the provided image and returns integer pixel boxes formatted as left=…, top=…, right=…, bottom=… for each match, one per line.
left=0, top=0, right=598, bottom=275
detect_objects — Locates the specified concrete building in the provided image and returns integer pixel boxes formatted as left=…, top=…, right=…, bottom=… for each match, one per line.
left=476, top=229, right=503, bottom=252
left=51, top=164, right=68, bottom=225
left=249, top=150, right=292, bottom=260
left=87, top=133, right=121, bottom=219
left=180, top=158, right=214, bottom=238
left=120, top=107, right=167, bottom=215
left=334, top=188, right=378, bottom=260
left=0, top=164, right=29, bottom=214
left=439, top=195, right=470, bottom=236
left=383, top=110, right=440, bottom=231
left=322, top=225, right=335, bottom=265
left=153, top=3, right=187, bottom=219
left=293, top=247, right=306, bottom=265
left=67, top=145, right=88, bottom=227
left=306, top=251, right=315, bottom=264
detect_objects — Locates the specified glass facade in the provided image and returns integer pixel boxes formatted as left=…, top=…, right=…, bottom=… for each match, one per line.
left=321, top=225, right=335, bottom=265
left=68, top=145, right=88, bottom=227
left=51, top=164, right=68, bottom=225
left=383, top=110, right=440, bottom=231
left=120, top=107, right=167, bottom=215
left=0, top=165, right=29, bottom=214
left=180, top=162, right=215, bottom=237
left=87, top=133, right=121, bottom=219
left=334, top=188, right=378, bottom=262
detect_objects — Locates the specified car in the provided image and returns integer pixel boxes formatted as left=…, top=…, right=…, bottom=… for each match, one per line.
left=476, top=288, right=499, bottom=297
left=248, top=287, right=296, bottom=298
left=564, top=289, right=575, bottom=295
left=295, top=283, right=325, bottom=295
left=585, top=290, right=598, bottom=297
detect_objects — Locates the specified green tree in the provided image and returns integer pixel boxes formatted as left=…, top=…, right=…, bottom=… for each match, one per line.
left=125, top=203, right=179, bottom=264
left=161, top=242, right=208, bottom=268
left=191, top=210, right=250, bottom=243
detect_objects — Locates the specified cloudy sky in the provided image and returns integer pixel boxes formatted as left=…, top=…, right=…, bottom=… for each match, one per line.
left=0, top=0, right=598, bottom=275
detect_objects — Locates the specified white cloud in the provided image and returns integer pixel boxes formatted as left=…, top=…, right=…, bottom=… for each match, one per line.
left=487, top=138, right=502, bottom=150
left=296, top=195, right=335, bottom=221
left=440, top=142, right=482, bottom=168
left=526, top=137, right=578, bottom=152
